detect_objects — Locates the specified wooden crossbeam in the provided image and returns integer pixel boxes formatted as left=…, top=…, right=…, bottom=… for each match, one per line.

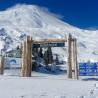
left=32, top=38, right=68, bottom=44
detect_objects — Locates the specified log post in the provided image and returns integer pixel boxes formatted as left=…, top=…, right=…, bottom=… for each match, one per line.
left=21, top=41, right=26, bottom=77
left=21, top=36, right=32, bottom=77
left=66, top=34, right=72, bottom=79
left=25, top=36, right=32, bottom=77
left=27, top=37, right=32, bottom=76
left=0, top=56, right=4, bottom=75
left=73, top=38, right=78, bottom=80
left=29, top=37, right=32, bottom=74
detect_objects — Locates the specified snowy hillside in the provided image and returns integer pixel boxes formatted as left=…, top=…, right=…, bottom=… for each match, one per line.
left=0, top=4, right=98, bottom=62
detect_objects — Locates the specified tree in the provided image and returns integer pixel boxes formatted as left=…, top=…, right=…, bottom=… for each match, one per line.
left=55, top=54, right=59, bottom=65
left=38, top=48, right=43, bottom=58
left=16, top=45, right=20, bottom=50
left=47, top=46, right=53, bottom=64
left=43, top=47, right=53, bottom=65
left=32, top=48, right=38, bottom=56
left=43, top=51, right=48, bottom=65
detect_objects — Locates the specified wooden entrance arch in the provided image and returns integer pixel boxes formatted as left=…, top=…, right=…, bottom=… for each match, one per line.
left=21, top=34, right=78, bottom=79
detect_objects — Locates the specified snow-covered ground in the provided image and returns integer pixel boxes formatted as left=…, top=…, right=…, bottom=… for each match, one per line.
left=0, top=68, right=97, bottom=98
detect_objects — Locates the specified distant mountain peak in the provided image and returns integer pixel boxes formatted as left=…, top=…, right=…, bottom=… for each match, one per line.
left=0, top=4, right=98, bottom=61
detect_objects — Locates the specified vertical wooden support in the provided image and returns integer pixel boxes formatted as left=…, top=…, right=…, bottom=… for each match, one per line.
left=0, top=56, right=4, bottom=75
left=21, top=36, right=32, bottom=77
left=66, top=34, right=72, bottom=79
left=25, top=36, right=32, bottom=77
left=73, top=38, right=78, bottom=80
left=29, top=37, right=32, bottom=75
left=21, top=41, right=26, bottom=77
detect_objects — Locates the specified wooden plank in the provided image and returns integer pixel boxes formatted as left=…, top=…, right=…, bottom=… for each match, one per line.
left=66, top=34, right=72, bottom=79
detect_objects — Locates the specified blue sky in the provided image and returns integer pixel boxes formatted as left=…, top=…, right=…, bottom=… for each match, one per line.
left=0, top=0, right=98, bottom=29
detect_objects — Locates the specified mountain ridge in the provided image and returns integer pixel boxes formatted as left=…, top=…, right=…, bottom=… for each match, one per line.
left=0, top=4, right=98, bottom=62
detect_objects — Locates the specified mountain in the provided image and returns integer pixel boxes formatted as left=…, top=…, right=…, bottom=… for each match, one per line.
left=0, top=4, right=98, bottom=62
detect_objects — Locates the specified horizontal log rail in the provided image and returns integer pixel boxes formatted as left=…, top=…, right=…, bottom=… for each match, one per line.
left=30, top=38, right=74, bottom=44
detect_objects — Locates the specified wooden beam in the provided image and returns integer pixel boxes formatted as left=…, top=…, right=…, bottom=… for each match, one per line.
left=28, top=37, right=32, bottom=76
left=73, top=38, right=78, bottom=80
left=29, top=37, right=32, bottom=74
left=0, top=56, right=4, bottom=75
left=21, top=41, right=26, bottom=77
left=32, top=38, right=67, bottom=44
left=25, top=36, right=32, bottom=77
left=21, top=36, right=32, bottom=77
left=66, top=34, right=72, bottom=79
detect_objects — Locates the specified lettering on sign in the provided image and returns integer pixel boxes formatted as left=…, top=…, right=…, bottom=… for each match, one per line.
left=32, top=42, right=65, bottom=48
left=79, top=63, right=98, bottom=76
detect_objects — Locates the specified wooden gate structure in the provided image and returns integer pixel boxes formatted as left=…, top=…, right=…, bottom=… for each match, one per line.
left=21, top=34, right=78, bottom=79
